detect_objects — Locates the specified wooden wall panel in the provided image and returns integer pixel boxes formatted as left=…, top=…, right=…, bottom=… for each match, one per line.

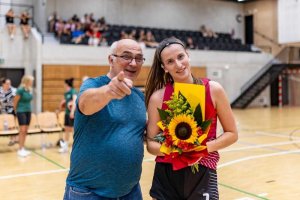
left=134, top=67, right=151, bottom=86
left=79, top=66, right=110, bottom=78
left=191, top=67, right=207, bottom=78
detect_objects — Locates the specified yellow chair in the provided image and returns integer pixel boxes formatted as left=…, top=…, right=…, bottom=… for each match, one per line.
left=0, top=114, right=19, bottom=136
left=37, top=112, right=63, bottom=133
left=28, top=113, right=42, bottom=134
left=57, top=111, right=65, bottom=130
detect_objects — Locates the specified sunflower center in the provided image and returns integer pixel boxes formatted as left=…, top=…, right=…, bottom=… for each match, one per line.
left=175, top=122, right=192, bottom=140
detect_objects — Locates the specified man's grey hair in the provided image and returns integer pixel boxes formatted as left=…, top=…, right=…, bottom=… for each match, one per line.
left=110, top=41, right=118, bottom=54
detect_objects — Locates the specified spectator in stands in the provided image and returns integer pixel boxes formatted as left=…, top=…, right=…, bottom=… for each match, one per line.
left=144, top=30, right=159, bottom=48
left=55, top=19, right=64, bottom=38
left=5, top=8, right=16, bottom=40
left=200, top=24, right=218, bottom=38
left=81, top=13, right=90, bottom=25
left=13, top=75, right=34, bottom=157
left=89, top=13, right=95, bottom=23
left=71, top=23, right=85, bottom=44
left=99, top=36, right=108, bottom=46
left=5, top=9, right=17, bottom=40
left=128, top=29, right=137, bottom=40
left=48, top=11, right=59, bottom=33
left=145, top=37, right=238, bottom=200
left=186, top=36, right=197, bottom=49
left=120, top=30, right=129, bottom=39
left=20, top=11, right=31, bottom=39
left=63, top=39, right=146, bottom=200
left=58, top=78, right=77, bottom=153
left=88, top=23, right=101, bottom=46
left=137, top=29, right=147, bottom=48
left=138, top=29, right=146, bottom=42
left=98, top=16, right=108, bottom=32
left=0, top=77, right=17, bottom=146
left=71, top=14, right=80, bottom=23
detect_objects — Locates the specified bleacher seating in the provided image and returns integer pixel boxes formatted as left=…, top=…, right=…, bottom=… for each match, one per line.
left=59, top=23, right=252, bottom=52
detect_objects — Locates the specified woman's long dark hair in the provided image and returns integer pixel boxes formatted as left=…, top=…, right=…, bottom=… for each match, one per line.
left=145, top=37, right=186, bottom=108
left=65, top=78, right=74, bottom=88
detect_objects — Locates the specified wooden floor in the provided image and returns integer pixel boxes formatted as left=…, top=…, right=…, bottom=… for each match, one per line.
left=1, top=107, right=300, bottom=200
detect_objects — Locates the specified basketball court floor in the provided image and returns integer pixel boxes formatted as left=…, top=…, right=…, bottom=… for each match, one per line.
left=0, top=107, right=300, bottom=200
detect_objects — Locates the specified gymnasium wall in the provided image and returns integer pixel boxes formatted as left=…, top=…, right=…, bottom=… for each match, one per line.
left=244, top=0, right=280, bottom=55
left=278, top=0, right=300, bottom=44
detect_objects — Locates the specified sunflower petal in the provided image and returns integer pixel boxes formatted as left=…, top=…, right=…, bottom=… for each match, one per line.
left=160, top=143, right=172, bottom=155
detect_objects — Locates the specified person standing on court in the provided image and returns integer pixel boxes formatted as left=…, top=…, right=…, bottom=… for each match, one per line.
left=58, top=78, right=77, bottom=153
left=0, top=77, right=17, bottom=146
left=63, top=39, right=147, bottom=200
left=145, top=37, right=238, bottom=200
left=13, top=75, right=34, bottom=157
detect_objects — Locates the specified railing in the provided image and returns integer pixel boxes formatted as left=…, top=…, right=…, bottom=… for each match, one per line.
left=240, top=47, right=290, bottom=92
left=254, top=30, right=282, bottom=47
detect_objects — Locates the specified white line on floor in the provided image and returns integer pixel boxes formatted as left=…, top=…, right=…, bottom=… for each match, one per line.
left=255, top=131, right=300, bottom=139
left=218, top=149, right=300, bottom=169
left=0, top=168, right=69, bottom=180
left=221, top=140, right=300, bottom=152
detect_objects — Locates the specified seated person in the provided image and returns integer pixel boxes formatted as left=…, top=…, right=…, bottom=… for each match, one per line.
left=200, top=25, right=218, bottom=38
left=20, top=11, right=31, bottom=39
left=144, top=30, right=158, bottom=48
left=48, top=11, right=59, bottom=33
left=186, top=36, right=197, bottom=49
left=88, top=24, right=101, bottom=46
left=99, top=36, right=108, bottom=46
left=5, top=9, right=16, bottom=40
left=128, top=29, right=137, bottom=40
left=71, top=23, right=86, bottom=44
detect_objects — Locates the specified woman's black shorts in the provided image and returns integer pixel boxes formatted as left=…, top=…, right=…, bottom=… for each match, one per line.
left=150, top=162, right=219, bottom=200
left=16, top=112, right=31, bottom=126
left=64, top=114, right=74, bottom=127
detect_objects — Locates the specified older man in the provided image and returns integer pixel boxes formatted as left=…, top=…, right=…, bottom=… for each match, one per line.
left=64, top=39, right=146, bottom=200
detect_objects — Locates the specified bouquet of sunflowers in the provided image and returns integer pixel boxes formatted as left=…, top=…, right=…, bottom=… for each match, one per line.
left=155, top=83, right=211, bottom=173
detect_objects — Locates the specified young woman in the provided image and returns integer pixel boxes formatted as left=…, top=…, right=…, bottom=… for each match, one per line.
left=145, top=37, right=238, bottom=200
left=14, top=75, right=34, bottom=157
left=5, top=9, right=16, bottom=40
left=20, top=11, right=31, bottom=39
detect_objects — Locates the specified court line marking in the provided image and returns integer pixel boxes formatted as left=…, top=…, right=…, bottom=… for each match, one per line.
left=218, top=149, right=300, bottom=168
left=31, top=150, right=66, bottom=169
left=221, top=140, right=300, bottom=152
left=219, top=183, right=269, bottom=200
left=255, top=131, right=300, bottom=139
left=0, top=168, right=69, bottom=180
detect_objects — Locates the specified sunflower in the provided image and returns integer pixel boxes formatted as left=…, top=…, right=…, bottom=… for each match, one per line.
left=168, top=114, right=198, bottom=146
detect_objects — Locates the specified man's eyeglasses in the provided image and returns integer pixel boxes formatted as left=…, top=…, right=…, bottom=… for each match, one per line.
left=112, top=54, right=145, bottom=65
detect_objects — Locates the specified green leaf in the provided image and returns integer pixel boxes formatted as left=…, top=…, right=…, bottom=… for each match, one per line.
left=191, top=163, right=199, bottom=174
left=157, top=108, right=169, bottom=120
left=201, top=119, right=212, bottom=131
left=178, top=92, right=191, bottom=110
left=177, top=148, right=183, bottom=154
left=154, top=132, right=165, bottom=143
left=193, top=104, right=203, bottom=126
left=194, top=140, right=200, bottom=145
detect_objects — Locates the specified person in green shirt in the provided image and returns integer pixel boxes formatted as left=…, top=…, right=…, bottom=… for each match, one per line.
left=13, top=75, right=34, bottom=157
left=58, top=78, right=77, bottom=153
